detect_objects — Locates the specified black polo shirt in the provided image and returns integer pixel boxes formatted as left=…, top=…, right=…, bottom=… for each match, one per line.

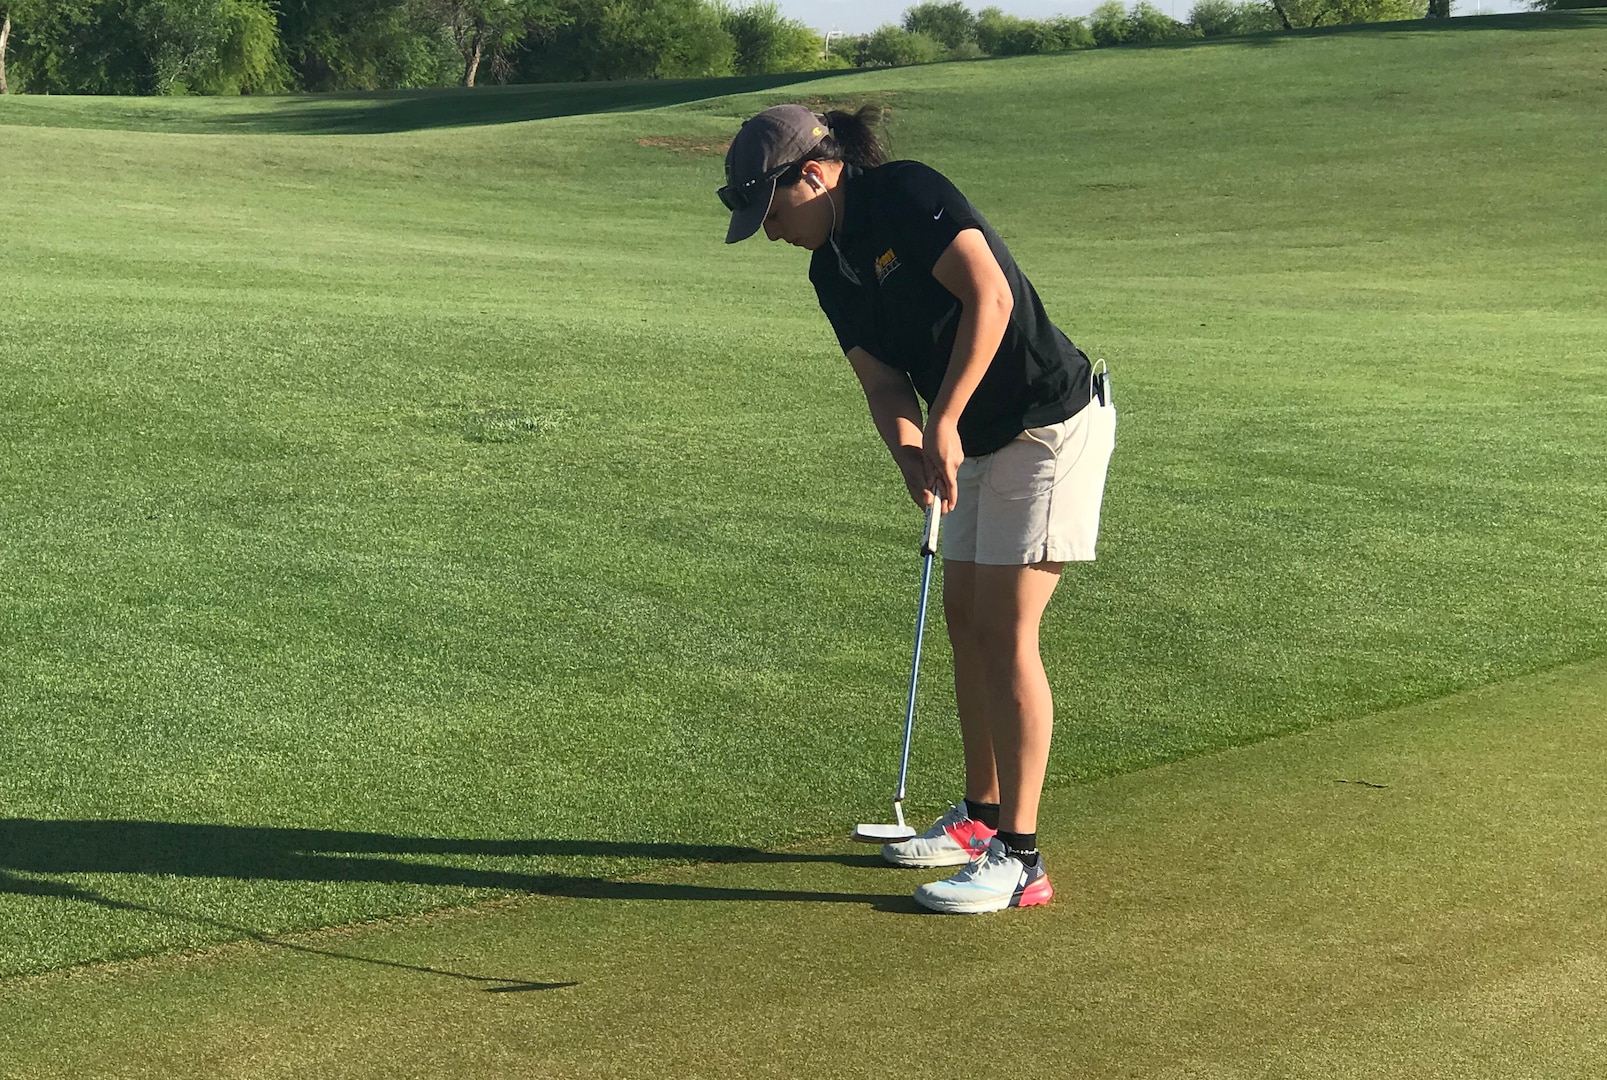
left=810, top=161, right=1091, bottom=457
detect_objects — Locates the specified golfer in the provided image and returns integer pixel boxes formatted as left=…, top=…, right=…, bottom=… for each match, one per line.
left=719, top=105, right=1115, bottom=914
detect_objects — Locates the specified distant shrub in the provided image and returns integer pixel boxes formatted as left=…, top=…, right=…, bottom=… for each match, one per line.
left=523, top=0, right=736, bottom=80
left=7, top=0, right=291, bottom=95
left=717, top=1, right=827, bottom=74
left=975, top=6, right=1091, bottom=55
left=974, top=7, right=1024, bottom=53
left=1042, top=14, right=1096, bottom=49
left=901, top=0, right=978, bottom=49
left=612, top=0, right=736, bottom=77
left=1091, top=1, right=1200, bottom=45
left=1188, top=0, right=1281, bottom=35
left=1270, top=0, right=1428, bottom=25
left=861, top=25, right=946, bottom=66
left=274, top=0, right=456, bottom=92
left=183, top=0, right=293, bottom=94
left=1125, top=1, right=1202, bottom=41
left=1089, top=0, right=1131, bottom=44
left=826, top=31, right=866, bottom=66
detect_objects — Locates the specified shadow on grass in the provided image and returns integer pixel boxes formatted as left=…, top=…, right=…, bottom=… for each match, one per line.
left=0, top=818, right=895, bottom=902
left=200, top=69, right=851, bottom=136
left=1, top=818, right=906, bottom=987
left=0, top=869, right=574, bottom=992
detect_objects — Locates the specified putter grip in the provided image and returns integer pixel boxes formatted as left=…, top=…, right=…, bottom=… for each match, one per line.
left=921, top=496, right=941, bottom=556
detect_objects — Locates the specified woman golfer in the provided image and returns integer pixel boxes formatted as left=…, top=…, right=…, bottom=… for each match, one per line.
left=719, top=105, right=1115, bottom=914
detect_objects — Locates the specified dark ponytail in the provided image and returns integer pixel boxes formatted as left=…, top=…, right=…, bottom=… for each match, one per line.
left=817, top=106, right=888, bottom=169
left=777, top=104, right=888, bottom=187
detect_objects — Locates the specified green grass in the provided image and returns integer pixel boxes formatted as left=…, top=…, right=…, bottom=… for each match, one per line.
left=2, top=10, right=1605, bottom=985
left=5, top=660, right=1606, bottom=1077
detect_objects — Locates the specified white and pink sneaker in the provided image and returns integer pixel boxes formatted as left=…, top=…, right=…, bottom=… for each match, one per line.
left=913, top=839, right=1054, bottom=914
left=880, top=803, right=997, bottom=868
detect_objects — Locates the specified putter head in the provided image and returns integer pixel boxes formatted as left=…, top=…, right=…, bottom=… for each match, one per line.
left=852, top=799, right=915, bottom=843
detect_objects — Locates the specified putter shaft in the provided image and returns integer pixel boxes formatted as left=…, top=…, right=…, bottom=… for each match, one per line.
left=893, top=499, right=941, bottom=807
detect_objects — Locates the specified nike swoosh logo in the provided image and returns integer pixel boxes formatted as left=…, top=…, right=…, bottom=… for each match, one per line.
left=933, top=207, right=945, bottom=220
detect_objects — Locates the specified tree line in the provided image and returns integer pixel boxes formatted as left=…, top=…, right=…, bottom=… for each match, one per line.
left=1, top=0, right=1524, bottom=97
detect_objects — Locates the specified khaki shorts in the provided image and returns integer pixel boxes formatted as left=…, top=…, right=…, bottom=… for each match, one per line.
left=944, top=397, right=1116, bottom=566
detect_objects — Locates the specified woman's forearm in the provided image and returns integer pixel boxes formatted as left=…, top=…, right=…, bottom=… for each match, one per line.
left=930, top=292, right=1012, bottom=430
left=864, top=382, right=926, bottom=464
left=928, top=228, right=1015, bottom=433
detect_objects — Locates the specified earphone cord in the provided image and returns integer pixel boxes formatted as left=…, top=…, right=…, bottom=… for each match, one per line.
left=818, top=175, right=860, bottom=284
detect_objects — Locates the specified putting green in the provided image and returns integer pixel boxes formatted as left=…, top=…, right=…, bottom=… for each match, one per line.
left=5, top=657, right=1604, bottom=1077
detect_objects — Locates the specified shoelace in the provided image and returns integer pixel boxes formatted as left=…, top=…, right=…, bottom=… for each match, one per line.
left=899, top=806, right=964, bottom=844
left=902, top=805, right=964, bottom=844
left=951, top=842, right=1009, bottom=884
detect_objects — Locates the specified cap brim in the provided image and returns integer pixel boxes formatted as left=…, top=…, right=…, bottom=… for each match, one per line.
left=723, top=177, right=777, bottom=244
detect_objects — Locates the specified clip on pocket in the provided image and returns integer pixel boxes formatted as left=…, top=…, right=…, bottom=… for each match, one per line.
left=1091, top=358, right=1112, bottom=408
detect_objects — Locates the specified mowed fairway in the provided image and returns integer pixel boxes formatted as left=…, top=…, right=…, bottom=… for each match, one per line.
left=3, top=12, right=1606, bottom=1072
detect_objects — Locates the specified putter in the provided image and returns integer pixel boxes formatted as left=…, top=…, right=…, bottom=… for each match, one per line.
left=853, top=495, right=943, bottom=843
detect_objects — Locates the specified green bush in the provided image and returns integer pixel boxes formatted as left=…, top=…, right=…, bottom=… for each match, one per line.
left=1088, top=0, right=1129, bottom=44
left=1042, top=14, right=1096, bottom=49
left=1090, top=1, right=1200, bottom=45
left=1124, top=0, right=1201, bottom=41
left=717, top=1, right=826, bottom=75
left=1188, top=0, right=1281, bottom=35
left=219, top=0, right=291, bottom=92
left=974, top=7, right=1022, bottom=53
left=165, top=0, right=291, bottom=94
left=1270, top=0, right=1427, bottom=26
left=3, top=1, right=91, bottom=94
left=522, top=0, right=734, bottom=80
left=975, top=6, right=1091, bottom=55
left=5, top=0, right=291, bottom=95
left=825, top=30, right=864, bottom=65
left=901, top=0, right=977, bottom=49
left=274, top=0, right=456, bottom=91
left=5, top=1, right=147, bottom=94
left=861, top=24, right=946, bottom=66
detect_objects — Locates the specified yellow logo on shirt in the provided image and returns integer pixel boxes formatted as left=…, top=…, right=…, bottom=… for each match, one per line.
left=875, top=248, right=901, bottom=284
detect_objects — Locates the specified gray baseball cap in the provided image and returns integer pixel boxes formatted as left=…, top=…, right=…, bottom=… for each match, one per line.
left=719, top=105, right=831, bottom=244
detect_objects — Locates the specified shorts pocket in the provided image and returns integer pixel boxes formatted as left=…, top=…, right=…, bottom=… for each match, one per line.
left=982, top=425, right=1061, bottom=502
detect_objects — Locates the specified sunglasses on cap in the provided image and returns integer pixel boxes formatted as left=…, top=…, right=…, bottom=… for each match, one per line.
left=717, top=161, right=800, bottom=213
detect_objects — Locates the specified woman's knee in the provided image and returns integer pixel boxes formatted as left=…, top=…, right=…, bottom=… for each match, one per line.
left=969, top=601, right=1043, bottom=671
left=943, top=562, right=980, bottom=641
left=945, top=597, right=981, bottom=654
